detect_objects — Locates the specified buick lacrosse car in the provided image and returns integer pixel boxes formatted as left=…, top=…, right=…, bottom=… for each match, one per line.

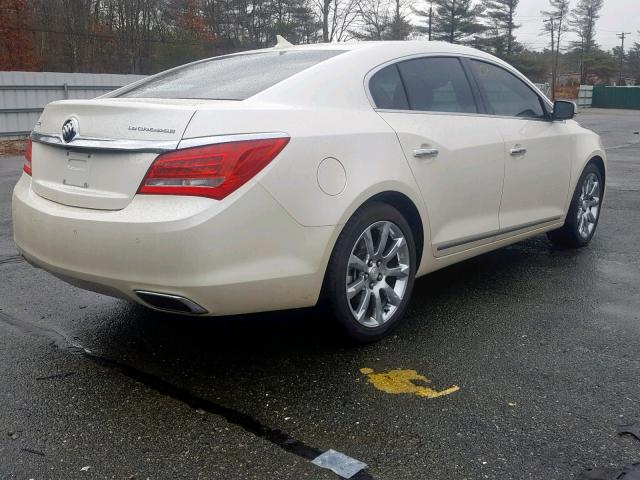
left=13, top=41, right=606, bottom=342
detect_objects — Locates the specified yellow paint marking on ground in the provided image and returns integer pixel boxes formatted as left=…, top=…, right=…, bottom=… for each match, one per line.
left=359, top=368, right=460, bottom=399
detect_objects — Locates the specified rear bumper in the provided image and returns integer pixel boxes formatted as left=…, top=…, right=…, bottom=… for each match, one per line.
left=12, top=174, right=335, bottom=315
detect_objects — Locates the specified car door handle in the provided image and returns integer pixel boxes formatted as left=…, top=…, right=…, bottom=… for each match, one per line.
left=413, top=148, right=439, bottom=158
left=510, top=146, right=527, bottom=156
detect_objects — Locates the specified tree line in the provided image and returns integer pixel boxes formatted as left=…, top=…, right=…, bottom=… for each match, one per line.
left=1, top=0, right=639, bottom=86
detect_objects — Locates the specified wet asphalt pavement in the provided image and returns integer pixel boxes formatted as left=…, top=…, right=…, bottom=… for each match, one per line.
left=1, top=109, right=639, bottom=480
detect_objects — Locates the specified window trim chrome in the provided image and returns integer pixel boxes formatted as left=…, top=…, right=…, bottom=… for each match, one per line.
left=364, top=52, right=554, bottom=120
left=373, top=108, right=554, bottom=123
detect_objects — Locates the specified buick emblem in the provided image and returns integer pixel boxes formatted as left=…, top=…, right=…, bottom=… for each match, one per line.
left=62, top=118, right=79, bottom=143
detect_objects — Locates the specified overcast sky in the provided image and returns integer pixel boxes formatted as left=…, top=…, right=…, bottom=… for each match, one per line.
left=515, top=0, right=640, bottom=52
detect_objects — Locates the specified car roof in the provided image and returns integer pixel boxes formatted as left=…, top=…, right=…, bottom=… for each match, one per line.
left=242, top=40, right=509, bottom=85
left=245, top=41, right=515, bottom=108
left=135, top=40, right=545, bottom=110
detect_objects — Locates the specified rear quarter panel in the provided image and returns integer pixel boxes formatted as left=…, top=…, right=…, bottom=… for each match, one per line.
left=183, top=105, right=432, bottom=274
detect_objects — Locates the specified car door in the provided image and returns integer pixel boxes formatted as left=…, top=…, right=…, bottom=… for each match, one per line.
left=370, top=56, right=506, bottom=256
left=468, top=59, right=573, bottom=233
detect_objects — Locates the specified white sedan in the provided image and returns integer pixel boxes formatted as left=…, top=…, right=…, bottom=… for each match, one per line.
left=13, top=41, right=606, bottom=342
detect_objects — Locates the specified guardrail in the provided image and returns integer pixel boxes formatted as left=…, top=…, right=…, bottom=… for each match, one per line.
left=534, top=83, right=551, bottom=98
left=0, top=71, right=146, bottom=138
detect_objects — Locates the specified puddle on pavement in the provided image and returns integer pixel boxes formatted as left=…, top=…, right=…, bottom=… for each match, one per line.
left=360, top=368, right=459, bottom=399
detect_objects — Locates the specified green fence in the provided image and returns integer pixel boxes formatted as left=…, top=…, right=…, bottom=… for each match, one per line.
left=592, top=86, right=640, bottom=109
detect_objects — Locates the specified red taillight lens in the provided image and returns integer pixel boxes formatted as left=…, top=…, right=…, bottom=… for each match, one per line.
left=138, top=137, right=289, bottom=200
left=23, top=139, right=33, bottom=175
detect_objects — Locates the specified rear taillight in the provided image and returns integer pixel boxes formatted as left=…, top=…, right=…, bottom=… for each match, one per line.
left=137, top=137, right=289, bottom=200
left=23, top=139, right=32, bottom=175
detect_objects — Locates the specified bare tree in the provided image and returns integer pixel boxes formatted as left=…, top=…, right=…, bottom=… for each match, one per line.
left=0, top=0, right=40, bottom=70
left=353, top=0, right=410, bottom=40
left=352, top=0, right=391, bottom=40
left=542, top=0, right=570, bottom=100
left=569, top=0, right=604, bottom=83
left=315, top=0, right=360, bottom=42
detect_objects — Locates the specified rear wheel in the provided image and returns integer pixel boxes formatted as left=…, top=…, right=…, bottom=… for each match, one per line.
left=548, top=162, right=603, bottom=248
left=325, top=202, right=416, bottom=343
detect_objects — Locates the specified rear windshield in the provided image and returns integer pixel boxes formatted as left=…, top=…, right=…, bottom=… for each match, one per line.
left=118, top=50, right=345, bottom=100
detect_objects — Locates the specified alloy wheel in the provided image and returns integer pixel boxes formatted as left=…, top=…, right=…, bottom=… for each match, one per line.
left=345, top=221, right=411, bottom=328
left=577, top=172, right=601, bottom=239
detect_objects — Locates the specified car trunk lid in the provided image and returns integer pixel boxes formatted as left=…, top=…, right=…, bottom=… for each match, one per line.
left=30, top=98, right=204, bottom=210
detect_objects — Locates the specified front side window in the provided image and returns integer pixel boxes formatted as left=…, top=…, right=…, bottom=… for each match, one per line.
left=471, top=60, right=546, bottom=119
left=119, top=50, right=344, bottom=101
left=396, top=57, right=478, bottom=114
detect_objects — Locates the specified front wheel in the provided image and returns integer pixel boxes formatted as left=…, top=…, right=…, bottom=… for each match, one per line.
left=548, top=162, right=604, bottom=248
left=325, top=202, right=417, bottom=343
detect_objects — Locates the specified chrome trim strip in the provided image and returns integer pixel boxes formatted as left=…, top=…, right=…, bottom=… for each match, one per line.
left=437, top=230, right=499, bottom=252
left=135, top=290, right=208, bottom=314
left=436, top=216, right=563, bottom=252
left=496, top=216, right=563, bottom=237
left=374, top=108, right=552, bottom=123
left=30, top=131, right=290, bottom=153
left=177, top=132, right=290, bottom=149
left=31, top=132, right=178, bottom=153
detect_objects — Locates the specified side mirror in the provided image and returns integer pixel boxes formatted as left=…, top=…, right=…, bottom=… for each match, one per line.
left=552, top=101, right=577, bottom=121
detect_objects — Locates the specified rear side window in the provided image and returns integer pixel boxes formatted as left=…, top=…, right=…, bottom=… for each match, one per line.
left=119, top=50, right=345, bottom=100
left=369, top=64, right=409, bottom=110
left=396, top=57, right=477, bottom=113
left=471, top=60, right=545, bottom=119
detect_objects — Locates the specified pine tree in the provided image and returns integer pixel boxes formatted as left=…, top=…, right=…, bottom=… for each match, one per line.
left=413, top=1, right=435, bottom=40
left=482, top=0, right=519, bottom=57
left=386, top=0, right=412, bottom=40
left=627, top=39, right=640, bottom=84
left=416, top=0, right=484, bottom=44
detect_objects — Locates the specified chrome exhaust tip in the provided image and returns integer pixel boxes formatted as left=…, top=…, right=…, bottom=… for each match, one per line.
left=135, top=290, right=207, bottom=315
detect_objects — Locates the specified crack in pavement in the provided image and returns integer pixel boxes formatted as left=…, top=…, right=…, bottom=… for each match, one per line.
left=0, top=254, right=24, bottom=266
left=0, top=310, right=80, bottom=351
left=0, top=310, right=374, bottom=480
left=606, top=140, right=640, bottom=151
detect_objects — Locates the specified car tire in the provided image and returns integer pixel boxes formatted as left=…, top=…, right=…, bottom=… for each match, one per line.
left=547, top=162, right=604, bottom=248
left=324, top=202, right=417, bottom=343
